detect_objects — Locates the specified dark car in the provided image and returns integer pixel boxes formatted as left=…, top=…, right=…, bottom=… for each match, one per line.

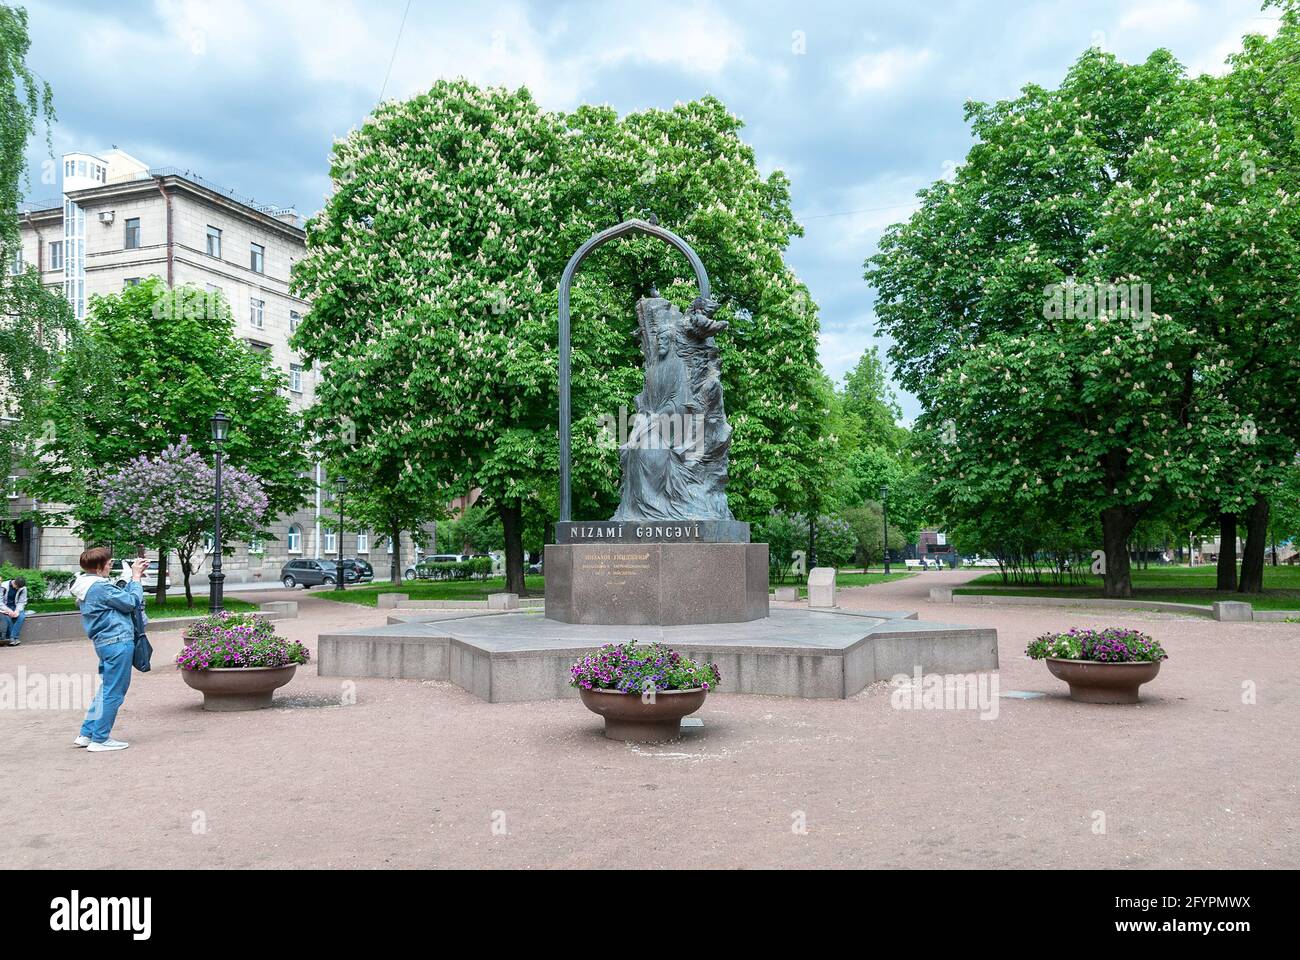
left=280, top=558, right=353, bottom=588
left=337, top=558, right=373, bottom=582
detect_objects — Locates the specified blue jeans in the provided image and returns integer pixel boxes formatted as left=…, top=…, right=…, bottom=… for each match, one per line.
left=80, top=639, right=133, bottom=743
left=3, top=610, right=25, bottom=641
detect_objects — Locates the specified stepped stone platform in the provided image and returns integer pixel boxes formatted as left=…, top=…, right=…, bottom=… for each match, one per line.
left=317, top=608, right=998, bottom=702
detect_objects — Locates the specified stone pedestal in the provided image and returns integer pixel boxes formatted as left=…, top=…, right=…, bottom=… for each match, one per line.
left=545, top=542, right=768, bottom=625
left=807, top=567, right=836, bottom=608
left=1213, top=601, right=1253, bottom=622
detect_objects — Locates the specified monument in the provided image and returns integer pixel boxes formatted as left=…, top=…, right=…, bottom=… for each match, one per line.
left=318, top=217, right=999, bottom=703
left=544, top=219, right=768, bottom=625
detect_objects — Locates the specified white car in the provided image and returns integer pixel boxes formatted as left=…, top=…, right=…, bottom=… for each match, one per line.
left=139, top=561, right=171, bottom=589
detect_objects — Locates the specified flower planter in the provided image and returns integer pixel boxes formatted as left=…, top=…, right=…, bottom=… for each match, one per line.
left=1045, top=657, right=1162, bottom=704
left=579, top=686, right=707, bottom=743
left=181, top=664, right=297, bottom=711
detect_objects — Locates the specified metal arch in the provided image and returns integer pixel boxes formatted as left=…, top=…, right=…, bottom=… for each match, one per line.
left=558, top=218, right=711, bottom=522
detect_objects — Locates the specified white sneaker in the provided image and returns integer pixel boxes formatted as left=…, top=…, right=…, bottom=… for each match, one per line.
left=72, top=735, right=90, bottom=747
left=86, top=738, right=129, bottom=752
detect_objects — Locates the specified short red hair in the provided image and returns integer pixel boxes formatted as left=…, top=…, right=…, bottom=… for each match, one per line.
left=79, top=546, right=113, bottom=572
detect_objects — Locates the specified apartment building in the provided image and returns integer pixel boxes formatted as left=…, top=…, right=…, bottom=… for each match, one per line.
left=6, top=148, right=431, bottom=581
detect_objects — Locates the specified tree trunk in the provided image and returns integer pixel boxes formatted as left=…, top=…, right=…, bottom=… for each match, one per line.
left=389, top=521, right=403, bottom=584
left=499, top=500, right=526, bottom=595
left=1238, top=497, right=1269, bottom=594
left=1100, top=507, right=1136, bottom=598
left=1217, top=512, right=1238, bottom=591
left=155, top=543, right=168, bottom=605
left=181, top=556, right=194, bottom=608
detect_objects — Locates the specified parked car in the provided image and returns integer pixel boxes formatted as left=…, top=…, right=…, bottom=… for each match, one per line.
left=528, top=557, right=544, bottom=574
left=403, top=554, right=462, bottom=580
left=337, top=558, right=374, bottom=582
left=140, top=560, right=171, bottom=589
left=280, top=558, right=354, bottom=588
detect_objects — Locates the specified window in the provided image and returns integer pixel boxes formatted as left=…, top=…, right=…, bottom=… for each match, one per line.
left=287, top=525, right=302, bottom=553
left=289, top=310, right=301, bottom=333
left=289, top=363, right=303, bottom=393
left=124, top=218, right=141, bottom=249
left=248, top=539, right=263, bottom=555
left=249, top=298, right=264, bottom=329
left=250, top=242, right=265, bottom=274
left=124, top=277, right=142, bottom=287
left=356, top=530, right=369, bottom=553
left=387, top=537, right=394, bottom=555
left=203, top=533, right=215, bottom=554
left=324, top=530, right=337, bottom=554
left=49, top=241, right=63, bottom=271
left=206, top=226, right=222, bottom=258
left=6, top=476, right=18, bottom=499
left=7, top=248, right=22, bottom=275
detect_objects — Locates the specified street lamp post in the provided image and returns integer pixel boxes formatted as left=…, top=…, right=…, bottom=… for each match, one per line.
left=880, top=484, right=891, bottom=575
left=209, top=410, right=231, bottom=614
left=334, top=476, right=348, bottom=591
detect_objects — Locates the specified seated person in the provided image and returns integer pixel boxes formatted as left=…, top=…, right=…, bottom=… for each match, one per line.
left=0, top=576, right=28, bottom=646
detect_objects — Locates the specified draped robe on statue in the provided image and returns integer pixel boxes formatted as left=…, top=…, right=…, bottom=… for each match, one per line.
left=611, top=296, right=734, bottom=522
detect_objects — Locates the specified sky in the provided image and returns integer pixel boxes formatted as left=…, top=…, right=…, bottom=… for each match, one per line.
left=18, top=0, right=1283, bottom=420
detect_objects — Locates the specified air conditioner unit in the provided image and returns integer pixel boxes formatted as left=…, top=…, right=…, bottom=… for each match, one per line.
left=98, top=210, right=115, bottom=225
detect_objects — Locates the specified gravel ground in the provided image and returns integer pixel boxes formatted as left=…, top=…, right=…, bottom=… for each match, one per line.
left=2, top=573, right=1296, bottom=869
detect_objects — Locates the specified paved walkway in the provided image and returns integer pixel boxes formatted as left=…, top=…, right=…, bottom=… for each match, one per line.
left=2, top=578, right=1296, bottom=868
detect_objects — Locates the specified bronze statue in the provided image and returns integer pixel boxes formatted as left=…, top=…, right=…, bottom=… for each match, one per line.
left=611, top=294, right=735, bottom=521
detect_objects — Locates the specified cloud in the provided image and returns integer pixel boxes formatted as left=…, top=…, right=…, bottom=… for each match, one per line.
left=842, top=46, right=933, bottom=95
left=19, top=0, right=1276, bottom=426
left=1119, top=0, right=1201, bottom=32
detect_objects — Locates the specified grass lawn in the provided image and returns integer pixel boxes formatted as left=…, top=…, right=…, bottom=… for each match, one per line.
left=315, top=575, right=547, bottom=607
left=777, top=571, right=915, bottom=597
left=30, top=596, right=260, bottom=615
left=325, top=571, right=917, bottom=605
left=955, top=564, right=1300, bottom=611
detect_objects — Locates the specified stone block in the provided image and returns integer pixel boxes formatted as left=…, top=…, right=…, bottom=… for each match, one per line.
left=807, top=567, right=836, bottom=608
left=544, top=542, right=769, bottom=625
left=1213, top=601, right=1253, bottom=622
left=773, top=586, right=799, bottom=602
left=259, top=600, right=298, bottom=618
left=929, top=587, right=954, bottom=603
left=316, top=609, right=1000, bottom=701
left=376, top=593, right=408, bottom=609
left=489, top=592, right=520, bottom=610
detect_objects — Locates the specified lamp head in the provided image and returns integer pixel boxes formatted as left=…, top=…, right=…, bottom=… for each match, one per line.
left=210, top=410, right=231, bottom=442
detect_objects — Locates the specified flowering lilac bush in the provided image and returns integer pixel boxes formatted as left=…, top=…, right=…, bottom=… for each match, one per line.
left=99, top=438, right=269, bottom=604
left=570, top=643, right=720, bottom=693
left=176, top=612, right=310, bottom=671
left=1026, top=627, right=1168, bottom=663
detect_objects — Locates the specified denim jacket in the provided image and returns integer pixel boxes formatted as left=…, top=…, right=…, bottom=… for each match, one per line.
left=72, top=574, right=144, bottom=647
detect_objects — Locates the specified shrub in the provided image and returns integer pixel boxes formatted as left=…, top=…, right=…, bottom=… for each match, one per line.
left=570, top=643, right=720, bottom=693
left=0, top=563, right=49, bottom=602
left=176, top=611, right=310, bottom=670
left=42, top=569, right=76, bottom=599
left=1026, top=628, right=1168, bottom=663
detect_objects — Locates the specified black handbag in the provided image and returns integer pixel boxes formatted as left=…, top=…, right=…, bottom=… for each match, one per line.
left=132, top=633, right=153, bottom=672
left=130, top=602, right=152, bottom=672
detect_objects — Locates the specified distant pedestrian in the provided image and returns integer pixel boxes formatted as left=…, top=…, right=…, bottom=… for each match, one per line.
left=0, top=576, right=27, bottom=645
left=70, top=548, right=147, bottom=753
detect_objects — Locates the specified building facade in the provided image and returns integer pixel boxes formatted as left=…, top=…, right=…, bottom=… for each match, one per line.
left=7, top=149, right=431, bottom=581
